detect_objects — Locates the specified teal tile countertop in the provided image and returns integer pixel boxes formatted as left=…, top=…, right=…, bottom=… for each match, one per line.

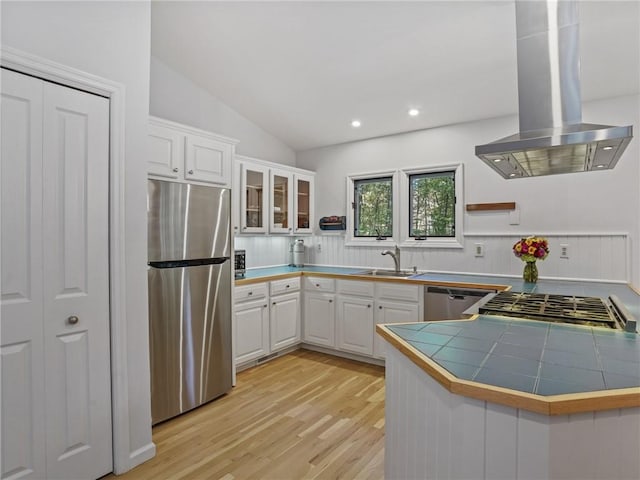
left=388, top=316, right=640, bottom=396
left=238, top=265, right=367, bottom=280
left=411, top=272, right=640, bottom=319
left=238, top=266, right=640, bottom=320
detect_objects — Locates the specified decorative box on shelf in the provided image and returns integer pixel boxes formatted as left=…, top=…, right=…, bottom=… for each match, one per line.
left=319, top=216, right=346, bottom=230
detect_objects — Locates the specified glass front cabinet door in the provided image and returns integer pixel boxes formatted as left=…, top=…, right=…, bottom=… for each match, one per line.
left=240, top=162, right=269, bottom=233
left=269, top=169, right=293, bottom=233
left=294, top=173, right=314, bottom=234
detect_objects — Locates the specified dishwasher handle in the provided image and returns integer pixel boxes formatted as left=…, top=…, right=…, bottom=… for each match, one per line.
left=427, top=286, right=494, bottom=298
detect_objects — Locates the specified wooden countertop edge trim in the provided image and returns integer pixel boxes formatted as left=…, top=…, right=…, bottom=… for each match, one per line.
left=375, top=324, right=640, bottom=416
left=236, top=272, right=303, bottom=285
left=236, top=271, right=511, bottom=290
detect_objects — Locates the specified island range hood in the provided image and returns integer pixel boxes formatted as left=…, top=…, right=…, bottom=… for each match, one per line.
left=475, top=0, right=633, bottom=179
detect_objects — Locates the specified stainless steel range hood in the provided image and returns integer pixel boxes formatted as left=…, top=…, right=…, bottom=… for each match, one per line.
left=475, top=0, right=633, bottom=179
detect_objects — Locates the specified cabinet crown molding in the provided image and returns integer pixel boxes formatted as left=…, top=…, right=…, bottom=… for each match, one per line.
left=149, top=115, right=239, bottom=145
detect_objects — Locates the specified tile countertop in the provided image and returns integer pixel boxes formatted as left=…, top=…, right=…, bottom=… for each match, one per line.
left=241, top=265, right=640, bottom=413
left=237, top=266, right=640, bottom=320
left=237, top=265, right=367, bottom=280
left=378, top=316, right=640, bottom=415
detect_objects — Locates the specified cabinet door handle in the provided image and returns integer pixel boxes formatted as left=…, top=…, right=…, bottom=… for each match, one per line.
left=315, top=283, right=320, bottom=287
left=272, top=302, right=276, bottom=305
left=188, top=169, right=194, bottom=175
left=67, top=315, right=79, bottom=325
left=263, top=304, right=268, bottom=308
left=367, top=304, right=371, bottom=308
left=172, top=167, right=179, bottom=173
left=285, top=285, right=290, bottom=288
left=248, top=291, right=253, bottom=296
left=329, top=299, right=333, bottom=303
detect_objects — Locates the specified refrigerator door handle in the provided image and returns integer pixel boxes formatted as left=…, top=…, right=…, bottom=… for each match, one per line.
left=148, top=257, right=230, bottom=269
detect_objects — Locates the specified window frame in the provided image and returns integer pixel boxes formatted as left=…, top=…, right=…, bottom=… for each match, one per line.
left=399, top=164, right=464, bottom=248
left=345, top=170, right=399, bottom=247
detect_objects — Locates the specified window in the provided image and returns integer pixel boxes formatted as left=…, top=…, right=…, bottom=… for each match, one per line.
left=409, top=170, right=455, bottom=238
left=353, top=176, right=393, bottom=238
left=345, top=165, right=462, bottom=248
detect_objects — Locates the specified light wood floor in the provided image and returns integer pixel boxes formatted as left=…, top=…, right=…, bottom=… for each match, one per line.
left=108, top=350, right=385, bottom=480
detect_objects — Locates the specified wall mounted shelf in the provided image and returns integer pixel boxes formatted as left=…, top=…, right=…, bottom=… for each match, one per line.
left=466, top=202, right=516, bottom=212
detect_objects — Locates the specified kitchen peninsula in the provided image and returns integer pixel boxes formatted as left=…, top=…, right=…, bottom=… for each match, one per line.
left=238, top=266, right=640, bottom=479
left=378, top=318, right=639, bottom=480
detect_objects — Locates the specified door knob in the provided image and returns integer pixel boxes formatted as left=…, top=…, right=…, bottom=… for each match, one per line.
left=67, top=315, right=79, bottom=325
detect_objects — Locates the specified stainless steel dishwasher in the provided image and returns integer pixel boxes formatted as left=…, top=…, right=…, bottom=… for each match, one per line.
left=424, top=286, right=495, bottom=321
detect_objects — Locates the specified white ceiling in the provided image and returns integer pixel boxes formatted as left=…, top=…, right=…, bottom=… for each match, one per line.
left=151, top=1, right=640, bottom=152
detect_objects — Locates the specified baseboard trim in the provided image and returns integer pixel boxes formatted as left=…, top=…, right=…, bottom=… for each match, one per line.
left=301, top=343, right=385, bottom=367
left=126, top=442, right=156, bottom=471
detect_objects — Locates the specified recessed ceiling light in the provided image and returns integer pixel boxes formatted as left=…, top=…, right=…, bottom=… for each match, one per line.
left=509, top=173, right=518, bottom=177
left=602, top=146, right=613, bottom=151
left=408, top=109, right=420, bottom=117
left=351, top=120, right=361, bottom=128
left=596, top=164, right=606, bottom=168
left=493, top=158, right=502, bottom=163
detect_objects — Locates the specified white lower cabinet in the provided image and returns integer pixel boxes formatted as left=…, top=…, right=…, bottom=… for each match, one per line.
left=373, top=300, right=420, bottom=358
left=270, top=291, right=301, bottom=351
left=234, top=282, right=269, bottom=366
left=336, top=296, right=375, bottom=355
left=235, top=276, right=422, bottom=366
left=303, top=292, right=336, bottom=347
left=234, top=299, right=270, bottom=365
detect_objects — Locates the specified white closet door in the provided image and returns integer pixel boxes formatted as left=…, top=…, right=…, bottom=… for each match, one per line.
left=1, top=69, right=47, bottom=480
left=41, top=81, right=112, bottom=479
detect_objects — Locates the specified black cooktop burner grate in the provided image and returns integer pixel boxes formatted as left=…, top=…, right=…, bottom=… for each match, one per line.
left=479, top=292, right=618, bottom=328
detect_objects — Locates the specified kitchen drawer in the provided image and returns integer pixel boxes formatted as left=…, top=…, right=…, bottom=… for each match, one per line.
left=270, top=277, right=301, bottom=296
left=304, top=276, right=336, bottom=293
left=234, top=282, right=268, bottom=303
left=336, top=279, right=375, bottom=297
left=376, top=282, right=421, bottom=302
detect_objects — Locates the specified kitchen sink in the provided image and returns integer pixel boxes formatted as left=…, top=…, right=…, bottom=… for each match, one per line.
left=355, top=269, right=416, bottom=278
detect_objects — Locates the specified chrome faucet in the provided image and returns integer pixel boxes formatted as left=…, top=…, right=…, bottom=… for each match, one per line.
left=381, top=245, right=401, bottom=273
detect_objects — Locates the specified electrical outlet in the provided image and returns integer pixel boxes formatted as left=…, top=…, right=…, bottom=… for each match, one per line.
left=316, top=243, right=322, bottom=253
left=474, top=243, right=484, bottom=257
left=560, top=244, right=569, bottom=258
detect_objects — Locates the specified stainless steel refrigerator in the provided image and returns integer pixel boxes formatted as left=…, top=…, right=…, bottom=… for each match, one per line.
left=147, top=179, right=232, bottom=425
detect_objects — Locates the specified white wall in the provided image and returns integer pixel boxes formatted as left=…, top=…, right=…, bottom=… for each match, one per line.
left=1, top=0, right=154, bottom=472
left=297, top=95, right=640, bottom=285
left=150, top=56, right=296, bottom=166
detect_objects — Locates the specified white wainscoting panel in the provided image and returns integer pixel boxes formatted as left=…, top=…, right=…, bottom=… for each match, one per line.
left=307, top=233, right=629, bottom=282
left=384, top=344, right=640, bottom=480
left=234, top=236, right=290, bottom=268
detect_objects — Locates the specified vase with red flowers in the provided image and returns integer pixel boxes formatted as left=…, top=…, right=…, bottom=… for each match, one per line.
left=513, top=236, right=549, bottom=283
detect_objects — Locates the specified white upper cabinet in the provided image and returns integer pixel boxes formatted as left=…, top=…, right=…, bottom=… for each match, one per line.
left=148, top=122, right=182, bottom=179
left=240, top=162, right=269, bottom=234
left=185, top=133, right=233, bottom=186
left=236, top=155, right=315, bottom=235
left=148, top=116, right=237, bottom=187
left=294, top=173, right=314, bottom=234
left=270, top=168, right=294, bottom=234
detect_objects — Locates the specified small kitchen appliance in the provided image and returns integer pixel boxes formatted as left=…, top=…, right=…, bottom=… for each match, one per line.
left=234, top=249, right=246, bottom=278
left=290, top=238, right=305, bottom=267
left=479, top=291, right=636, bottom=332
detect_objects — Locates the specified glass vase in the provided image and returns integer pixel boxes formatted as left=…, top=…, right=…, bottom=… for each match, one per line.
left=523, top=261, right=538, bottom=283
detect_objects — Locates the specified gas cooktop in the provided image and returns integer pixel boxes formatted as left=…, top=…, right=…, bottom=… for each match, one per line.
left=479, top=291, right=631, bottom=330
